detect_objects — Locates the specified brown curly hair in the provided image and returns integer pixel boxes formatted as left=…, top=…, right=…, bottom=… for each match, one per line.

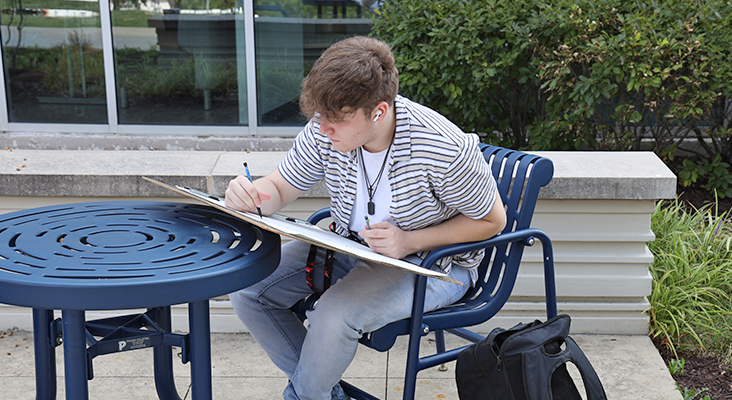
left=299, top=36, right=399, bottom=122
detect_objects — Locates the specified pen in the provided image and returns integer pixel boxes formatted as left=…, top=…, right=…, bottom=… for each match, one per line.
left=243, top=162, right=263, bottom=219
left=364, top=215, right=371, bottom=230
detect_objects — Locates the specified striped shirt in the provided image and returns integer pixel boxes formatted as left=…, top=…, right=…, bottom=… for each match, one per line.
left=279, top=95, right=498, bottom=279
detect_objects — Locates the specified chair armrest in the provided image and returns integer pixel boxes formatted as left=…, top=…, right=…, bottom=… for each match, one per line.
left=419, top=227, right=557, bottom=319
left=307, top=207, right=331, bottom=225
left=420, top=228, right=549, bottom=270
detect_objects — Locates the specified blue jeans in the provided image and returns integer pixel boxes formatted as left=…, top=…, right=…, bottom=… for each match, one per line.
left=229, top=240, right=471, bottom=400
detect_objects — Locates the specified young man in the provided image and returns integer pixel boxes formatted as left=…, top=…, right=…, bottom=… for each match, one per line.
left=225, top=36, right=506, bottom=400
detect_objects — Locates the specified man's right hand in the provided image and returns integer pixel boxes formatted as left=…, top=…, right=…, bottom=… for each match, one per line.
left=225, top=175, right=272, bottom=213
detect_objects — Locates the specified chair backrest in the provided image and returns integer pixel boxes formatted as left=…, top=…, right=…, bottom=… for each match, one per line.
left=303, top=144, right=554, bottom=323
left=463, top=144, right=554, bottom=306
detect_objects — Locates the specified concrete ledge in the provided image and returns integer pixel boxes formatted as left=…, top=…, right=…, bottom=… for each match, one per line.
left=532, top=151, right=677, bottom=199
left=0, top=148, right=678, bottom=335
left=1, top=132, right=297, bottom=152
left=0, top=149, right=676, bottom=200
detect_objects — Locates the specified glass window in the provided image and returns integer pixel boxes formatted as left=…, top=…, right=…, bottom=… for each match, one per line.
left=254, top=0, right=376, bottom=126
left=112, top=0, right=247, bottom=125
left=1, top=0, right=108, bottom=123
left=0, top=0, right=378, bottom=129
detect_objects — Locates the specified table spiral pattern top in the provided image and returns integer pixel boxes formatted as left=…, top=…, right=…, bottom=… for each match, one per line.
left=0, top=201, right=280, bottom=309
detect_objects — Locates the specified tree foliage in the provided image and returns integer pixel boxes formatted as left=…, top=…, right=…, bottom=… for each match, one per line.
left=374, top=0, right=732, bottom=196
left=373, top=0, right=732, bottom=156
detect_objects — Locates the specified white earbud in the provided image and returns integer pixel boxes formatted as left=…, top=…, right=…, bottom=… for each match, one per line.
left=373, top=111, right=382, bottom=122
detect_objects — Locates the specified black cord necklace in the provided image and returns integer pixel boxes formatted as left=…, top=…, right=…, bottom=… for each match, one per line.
left=358, top=142, right=392, bottom=216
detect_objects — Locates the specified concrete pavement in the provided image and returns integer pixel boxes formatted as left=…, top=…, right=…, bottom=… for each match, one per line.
left=0, top=328, right=681, bottom=399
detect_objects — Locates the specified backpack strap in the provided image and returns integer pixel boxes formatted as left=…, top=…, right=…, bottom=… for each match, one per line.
left=562, top=337, right=607, bottom=400
left=508, top=316, right=607, bottom=400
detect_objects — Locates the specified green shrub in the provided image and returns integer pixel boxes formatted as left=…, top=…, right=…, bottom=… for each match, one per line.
left=374, top=0, right=546, bottom=150
left=679, top=155, right=732, bottom=198
left=537, top=1, right=732, bottom=151
left=373, top=0, right=732, bottom=169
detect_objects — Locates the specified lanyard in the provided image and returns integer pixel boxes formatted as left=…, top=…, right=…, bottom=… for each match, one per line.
left=305, top=222, right=338, bottom=296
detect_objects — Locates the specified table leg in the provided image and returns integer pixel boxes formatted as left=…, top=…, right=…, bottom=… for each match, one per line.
left=32, top=309, right=57, bottom=400
left=151, top=307, right=183, bottom=400
left=61, top=310, right=89, bottom=399
left=188, top=300, right=212, bottom=400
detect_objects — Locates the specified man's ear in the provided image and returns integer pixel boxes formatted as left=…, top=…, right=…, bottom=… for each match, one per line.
left=372, top=101, right=389, bottom=122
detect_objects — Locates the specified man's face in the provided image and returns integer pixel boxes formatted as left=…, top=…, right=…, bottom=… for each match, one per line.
left=317, top=109, right=376, bottom=153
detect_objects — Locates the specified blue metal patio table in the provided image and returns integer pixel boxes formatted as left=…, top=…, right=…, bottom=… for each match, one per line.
left=0, top=201, right=281, bottom=399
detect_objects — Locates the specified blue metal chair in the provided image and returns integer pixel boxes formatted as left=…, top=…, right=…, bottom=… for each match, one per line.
left=300, top=144, right=557, bottom=400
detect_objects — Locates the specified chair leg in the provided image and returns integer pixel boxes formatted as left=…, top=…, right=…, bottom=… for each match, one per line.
left=535, top=232, right=558, bottom=319
left=434, top=330, right=448, bottom=372
left=402, top=331, right=422, bottom=400
left=402, top=275, right=429, bottom=400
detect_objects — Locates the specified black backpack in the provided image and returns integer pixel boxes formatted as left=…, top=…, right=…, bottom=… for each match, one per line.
left=455, top=314, right=607, bottom=400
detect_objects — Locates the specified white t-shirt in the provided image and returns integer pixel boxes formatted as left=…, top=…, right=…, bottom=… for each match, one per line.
left=348, top=146, right=396, bottom=233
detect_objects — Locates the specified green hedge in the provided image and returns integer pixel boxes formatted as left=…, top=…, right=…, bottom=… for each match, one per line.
left=374, top=0, right=732, bottom=195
